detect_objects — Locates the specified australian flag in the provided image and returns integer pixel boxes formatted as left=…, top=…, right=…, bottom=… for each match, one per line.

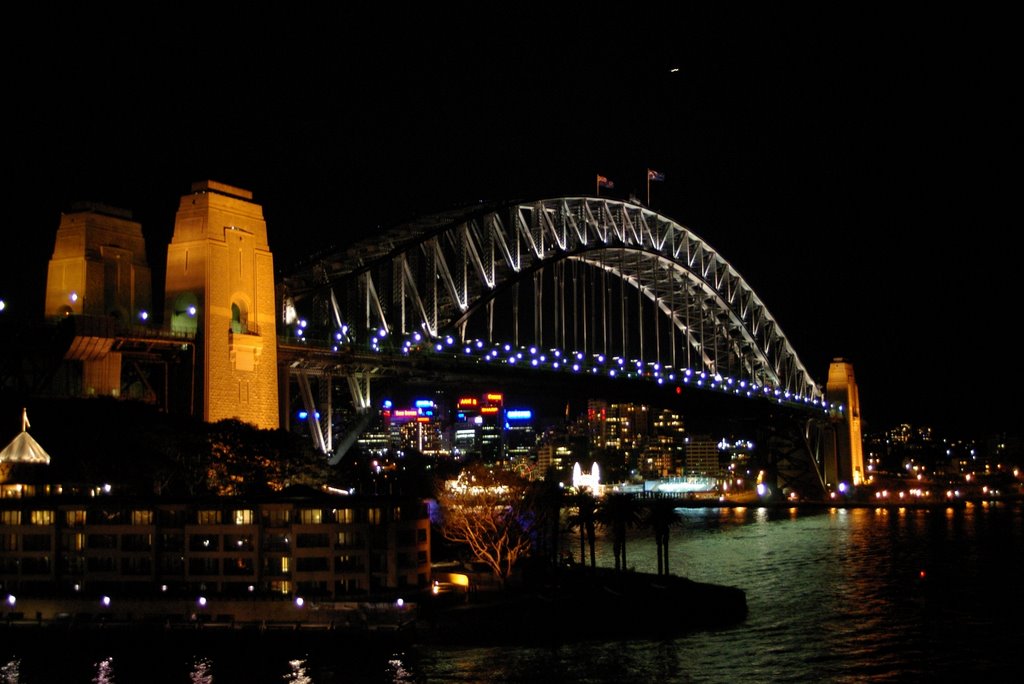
left=647, top=169, right=665, bottom=181
left=597, top=175, right=614, bottom=189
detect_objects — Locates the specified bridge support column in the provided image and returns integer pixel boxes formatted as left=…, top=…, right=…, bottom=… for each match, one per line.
left=346, top=372, right=372, bottom=412
left=825, top=359, right=865, bottom=488
left=295, top=370, right=329, bottom=454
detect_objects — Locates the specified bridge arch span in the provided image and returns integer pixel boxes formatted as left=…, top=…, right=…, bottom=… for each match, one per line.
left=280, top=197, right=822, bottom=402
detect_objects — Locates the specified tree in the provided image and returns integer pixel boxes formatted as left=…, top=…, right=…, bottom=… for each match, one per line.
left=435, top=463, right=537, bottom=586
left=567, top=492, right=598, bottom=568
left=203, top=419, right=332, bottom=495
left=530, top=473, right=566, bottom=566
left=598, top=493, right=642, bottom=572
left=645, top=498, right=683, bottom=576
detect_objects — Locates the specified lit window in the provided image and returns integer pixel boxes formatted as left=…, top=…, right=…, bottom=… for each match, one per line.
left=232, top=510, right=253, bottom=525
left=65, top=510, right=87, bottom=527
left=30, top=510, right=54, bottom=525
left=131, top=510, right=153, bottom=525
left=198, top=510, right=222, bottom=525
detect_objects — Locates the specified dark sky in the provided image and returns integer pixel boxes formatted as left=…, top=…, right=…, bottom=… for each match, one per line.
left=3, top=7, right=1019, bottom=437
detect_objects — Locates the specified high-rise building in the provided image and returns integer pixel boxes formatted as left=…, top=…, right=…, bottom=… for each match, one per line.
left=684, top=435, right=721, bottom=477
left=586, top=399, right=608, bottom=448
left=504, top=409, right=536, bottom=460
left=536, top=444, right=572, bottom=478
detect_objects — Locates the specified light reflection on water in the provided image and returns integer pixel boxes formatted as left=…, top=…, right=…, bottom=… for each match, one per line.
left=2, top=659, right=19, bottom=684
left=1, top=503, right=1020, bottom=682
left=420, top=502, right=1023, bottom=683
left=190, top=657, right=213, bottom=684
left=284, top=658, right=312, bottom=683
left=92, top=657, right=115, bottom=684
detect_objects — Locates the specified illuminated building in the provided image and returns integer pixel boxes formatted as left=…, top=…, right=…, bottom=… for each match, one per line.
left=643, top=408, right=686, bottom=477
left=535, top=444, right=572, bottom=478
left=0, top=492, right=431, bottom=599
left=587, top=399, right=608, bottom=448
left=390, top=400, right=446, bottom=456
left=356, top=410, right=391, bottom=456
left=684, top=435, right=721, bottom=477
left=504, top=409, right=536, bottom=460
left=164, top=181, right=279, bottom=429
left=451, top=396, right=482, bottom=458
left=479, top=393, right=504, bottom=460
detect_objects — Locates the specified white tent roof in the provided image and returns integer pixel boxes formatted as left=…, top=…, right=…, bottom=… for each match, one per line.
left=0, top=409, right=51, bottom=464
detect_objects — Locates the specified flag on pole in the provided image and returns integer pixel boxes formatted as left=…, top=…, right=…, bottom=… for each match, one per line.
left=597, top=175, right=614, bottom=189
left=647, top=169, right=665, bottom=181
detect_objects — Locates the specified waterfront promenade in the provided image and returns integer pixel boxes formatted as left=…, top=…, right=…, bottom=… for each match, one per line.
left=2, top=562, right=749, bottom=647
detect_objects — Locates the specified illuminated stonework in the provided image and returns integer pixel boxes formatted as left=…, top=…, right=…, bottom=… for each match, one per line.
left=164, top=181, right=279, bottom=429
left=44, top=204, right=152, bottom=321
left=826, top=358, right=865, bottom=487
left=43, top=204, right=153, bottom=396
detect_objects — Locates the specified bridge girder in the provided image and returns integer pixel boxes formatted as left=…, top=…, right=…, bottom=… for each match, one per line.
left=281, top=197, right=822, bottom=402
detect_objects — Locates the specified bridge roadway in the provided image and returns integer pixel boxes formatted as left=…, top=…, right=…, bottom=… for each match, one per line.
left=277, top=332, right=840, bottom=499
left=277, top=333, right=835, bottom=430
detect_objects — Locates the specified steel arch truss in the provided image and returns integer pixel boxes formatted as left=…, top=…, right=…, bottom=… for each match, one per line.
left=282, top=197, right=822, bottom=401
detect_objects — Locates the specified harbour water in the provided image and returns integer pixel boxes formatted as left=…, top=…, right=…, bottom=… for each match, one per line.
left=3, top=502, right=1021, bottom=682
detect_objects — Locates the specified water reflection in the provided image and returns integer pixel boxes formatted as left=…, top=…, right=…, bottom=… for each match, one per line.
left=2, top=659, right=19, bottom=684
left=0, top=504, right=1017, bottom=681
left=284, top=658, right=312, bottom=683
left=386, top=653, right=416, bottom=683
left=92, top=657, right=115, bottom=684
left=190, top=657, right=213, bottom=684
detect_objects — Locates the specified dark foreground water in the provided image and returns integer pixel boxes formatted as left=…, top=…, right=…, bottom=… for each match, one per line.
left=3, top=502, right=1022, bottom=682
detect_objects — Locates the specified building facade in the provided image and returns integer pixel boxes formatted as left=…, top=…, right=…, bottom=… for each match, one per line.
left=0, top=492, right=430, bottom=600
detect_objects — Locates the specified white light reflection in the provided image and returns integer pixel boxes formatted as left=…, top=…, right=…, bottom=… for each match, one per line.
left=1, top=658, right=20, bottom=682
left=190, top=657, right=213, bottom=684
left=92, top=657, right=115, bottom=684
left=284, top=658, right=312, bottom=684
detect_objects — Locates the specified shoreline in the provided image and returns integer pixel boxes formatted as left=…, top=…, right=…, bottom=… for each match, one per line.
left=417, top=566, right=748, bottom=646
left=1, top=567, right=748, bottom=647
left=645, top=495, right=1024, bottom=510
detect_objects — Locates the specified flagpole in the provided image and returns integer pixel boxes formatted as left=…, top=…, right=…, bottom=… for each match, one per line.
left=596, top=174, right=600, bottom=197
left=646, top=172, right=650, bottom=206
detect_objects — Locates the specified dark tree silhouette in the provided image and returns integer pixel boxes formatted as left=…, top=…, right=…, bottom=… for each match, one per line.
left=645, top=498, right=684, bottom=575
left=567, top=492, right=598, bottom=568
left=530, top=474, right=566, bottom=566
left=599, top=493, right=642, bottom=572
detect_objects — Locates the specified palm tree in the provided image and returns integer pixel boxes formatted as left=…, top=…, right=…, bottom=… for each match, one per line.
left=598, top=493, right=642, bottom=572
left=530, top=474, right=566, bottom=566
left=567, top=492, right=598, bottom=567
left=645, top=498, right=684, bottom=576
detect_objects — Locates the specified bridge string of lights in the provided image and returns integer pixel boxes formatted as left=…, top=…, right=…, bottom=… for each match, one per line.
left=291, top=320, right=841, bottom=417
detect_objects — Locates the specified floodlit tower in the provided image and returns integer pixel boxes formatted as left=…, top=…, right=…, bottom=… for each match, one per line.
left=45, top=203, right=152, bottom=321
left=825, top=358, right=865, bottom=487
left=164, top=181, right=279, bottom=428
left=44, top=203, right=153, bottom=396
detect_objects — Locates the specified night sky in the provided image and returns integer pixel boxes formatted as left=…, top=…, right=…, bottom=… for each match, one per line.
left=3, top=7, right=1018, bottom=437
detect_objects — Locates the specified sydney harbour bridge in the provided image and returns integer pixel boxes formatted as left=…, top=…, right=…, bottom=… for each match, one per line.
left=275, top=196, right=850, bottom=498
left=10, top=184, right=859, bottom=501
